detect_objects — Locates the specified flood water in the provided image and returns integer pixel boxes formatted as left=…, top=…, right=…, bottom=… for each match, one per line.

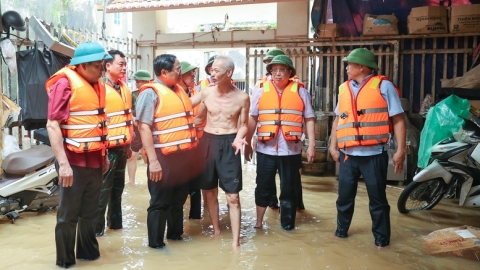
left=1, top=160, right=480, bottom=269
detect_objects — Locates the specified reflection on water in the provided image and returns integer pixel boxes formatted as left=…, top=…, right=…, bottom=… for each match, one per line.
left=1, top=161, right=480, bottom=269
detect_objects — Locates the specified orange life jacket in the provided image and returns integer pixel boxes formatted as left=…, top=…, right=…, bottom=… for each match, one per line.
left=336, top=75, right=396, bottom=149
left=257, top=81, right=304, bottom=142
left=105, top=81, right=134, bottom=148
left=138, top=83, right=198, bottom=155
left=45, top=66, right=108, bottom=153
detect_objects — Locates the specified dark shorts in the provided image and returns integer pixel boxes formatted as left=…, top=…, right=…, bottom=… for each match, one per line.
left=131, top=126, right=143, bottom=152
left=199, top=132, right=242, bottom=194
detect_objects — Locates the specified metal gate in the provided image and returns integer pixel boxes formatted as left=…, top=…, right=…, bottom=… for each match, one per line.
left=246, top=40, right=399, bottom=113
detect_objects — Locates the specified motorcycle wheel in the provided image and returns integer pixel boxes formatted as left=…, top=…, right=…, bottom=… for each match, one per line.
left=397, top=178, right=446, bottom=213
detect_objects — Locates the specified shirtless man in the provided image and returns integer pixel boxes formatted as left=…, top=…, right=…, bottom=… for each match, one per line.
left=193, top=55, right=250, bottom=247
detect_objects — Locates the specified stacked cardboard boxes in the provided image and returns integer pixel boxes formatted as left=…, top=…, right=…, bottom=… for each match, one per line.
left=449, top=4, right=480, bottom=33
left=408, top=6, right=448, bottom=34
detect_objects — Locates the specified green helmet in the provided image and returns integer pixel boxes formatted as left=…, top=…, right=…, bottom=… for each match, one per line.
left=266, top=55, right=296, bottom=78
left=70, top=42, right=112, bottom=66
left=205, top=55, right=217, bottom=75
left=263, top=48, right=285, bottom=63
left=342, top=48, right=379, bottom=70
left=132, top=70, right=151, bottom=81
left=180, top=61, right=197, bottom=75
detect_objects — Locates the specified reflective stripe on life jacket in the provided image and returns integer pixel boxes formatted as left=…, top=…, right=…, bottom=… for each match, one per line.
left=138, top=83, right=198, bottom=155
left=257, top=81, right=304, bottom=142
left=105, top=81, right=134, bottom=148
left=45, top=66, right=108, bottom=153
left=336, top=75, right=394, bottom=149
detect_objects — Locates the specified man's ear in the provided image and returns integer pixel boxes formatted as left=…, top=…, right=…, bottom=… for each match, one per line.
left=227, top=68, right=233, bottom=77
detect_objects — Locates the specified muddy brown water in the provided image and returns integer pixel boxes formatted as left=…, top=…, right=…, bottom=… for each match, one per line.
left=1, top=161, right=479, bottom=269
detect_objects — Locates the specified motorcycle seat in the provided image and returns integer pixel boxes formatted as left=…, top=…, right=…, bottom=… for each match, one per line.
left=1, top=145, right=55, bottom=175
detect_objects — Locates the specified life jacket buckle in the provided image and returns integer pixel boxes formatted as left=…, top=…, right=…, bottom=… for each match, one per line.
left=354, top=135, right=364, bottom=141
left=274, top=108, right=282, bottom=114
left=274, top=120, right=281, bottom=126
left=357, top=109, right=364, bottom=116
left=98, top=108, right=106, bottom=114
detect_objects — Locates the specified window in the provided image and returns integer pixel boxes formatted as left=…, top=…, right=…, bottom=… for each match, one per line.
left=114, top=13, right=120, bottom=26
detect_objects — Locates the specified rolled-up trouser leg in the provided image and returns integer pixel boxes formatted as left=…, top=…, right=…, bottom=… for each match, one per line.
left=278, top=154, right=300, bottom=230
left=76, top=167, right=102, bottom=260
left=107, top=149, right=127, bottom=229
left=254, top=152, right=278, bottom=207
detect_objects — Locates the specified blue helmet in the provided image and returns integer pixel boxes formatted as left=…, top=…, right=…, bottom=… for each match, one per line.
left=69, top=42, right=112, bottom=66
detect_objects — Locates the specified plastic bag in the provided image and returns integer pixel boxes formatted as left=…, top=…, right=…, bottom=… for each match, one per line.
left=16, top=43, right=71, bottom=130
left=418, top=95, right=471, bottom=168
left=0, top=39, right=17, bottom=73
left=1, top=134, right=22, bottom=159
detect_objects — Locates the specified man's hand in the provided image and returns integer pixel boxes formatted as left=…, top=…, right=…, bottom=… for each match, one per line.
left=149, top=159, right=163, bottom=182
left=307, top=145, right=316, bottom=163
left=244, top=144, right=253, bottom=161
left=392, top=151, right=406, bottom=174
left=232, top=138, right=248, bottom=155
left=329, top=146, right=340, bottom=163
left=58, top=163, right=74, bottom=187
left=102, top=155, right=110, bottom=175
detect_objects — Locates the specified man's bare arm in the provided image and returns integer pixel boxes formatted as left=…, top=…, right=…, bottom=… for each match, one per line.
left=46, top=119, right=74, bottom=187
left=244, top=115, right=258, bottom=161
left=304, top=117, right=316, bottom=163
left=190, top=92, right=202, bottom=108
left=236, top=93, right=250, bottom=140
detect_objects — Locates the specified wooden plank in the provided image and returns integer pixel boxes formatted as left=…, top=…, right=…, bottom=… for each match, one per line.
left=432, top=37, right=437, bottom=103
left=409, top=39, right=415, bottom=108
left=420, top=38, right=426, bottom=103
left=453, top=37, right=458, bottom=77
left=463, top=36, right=468, bottom=73
left=443, top=37, right=448, bottom=80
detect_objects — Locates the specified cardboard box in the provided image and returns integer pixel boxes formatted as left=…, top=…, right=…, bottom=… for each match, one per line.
left=421, top=225, right=480, bottom=261
left=316, top=23, right=342, bottom=38
left=363, top=14, right=399, bottom=36
left=408, top=6, right=448, bottom=34
left=449, top=4, right=480, bottom=33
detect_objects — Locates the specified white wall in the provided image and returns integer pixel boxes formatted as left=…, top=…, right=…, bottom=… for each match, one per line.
left=276, top=1, right=309, bottom=38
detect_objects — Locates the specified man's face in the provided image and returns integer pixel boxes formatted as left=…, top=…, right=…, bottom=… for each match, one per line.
left=135, top=80, right=149, bottom=89
left=210, top=59, right=232, bottom=84
left=106, top=54, right=127, bottom=80
left=162, top=58, right=181, bottom=87
left=269, top=64, right=291, bottom=85
left=346, top=62, right=363, bottom=80
left=80, top=60, right=104, bottom=83
left=181, top=69, right=197, bottom=88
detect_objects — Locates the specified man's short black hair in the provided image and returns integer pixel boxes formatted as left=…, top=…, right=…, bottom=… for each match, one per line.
left=104, top=49, right=125, bottom=69
left=153, top=54, right=176, bottom=76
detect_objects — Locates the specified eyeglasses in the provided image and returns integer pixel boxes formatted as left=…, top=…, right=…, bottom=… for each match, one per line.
left=271, top=68, right=288, bottom=74
left=173, top=66, right=182, bottom=73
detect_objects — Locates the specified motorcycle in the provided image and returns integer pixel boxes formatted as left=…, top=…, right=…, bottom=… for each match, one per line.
left=397, top=119, right=480, bottom=213
left=0, top=129, right=59, bottom=223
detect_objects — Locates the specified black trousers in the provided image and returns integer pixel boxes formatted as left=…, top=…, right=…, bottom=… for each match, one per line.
left=270, top=155, right=305, bottom=209
left=55, top=164, right=102, bottom=267
left=96, top=147, right=127, bottom=235
left=188, top=146, right=202, bottom=219
left=336, top=151, right=391, bottom=246
left=147, top=149, right=192, bottom=247
left=255, top=152, right=302, bottom=230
